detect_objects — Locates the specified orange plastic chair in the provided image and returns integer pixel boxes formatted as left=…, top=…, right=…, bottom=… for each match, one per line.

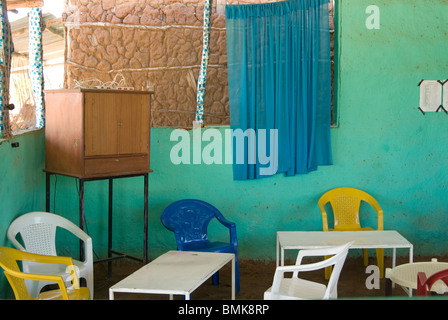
left=318, top=187, right=384, bottom=278
left=0, top=247, right=90, bottom=300
left=417, top=269, right=448, bottom=296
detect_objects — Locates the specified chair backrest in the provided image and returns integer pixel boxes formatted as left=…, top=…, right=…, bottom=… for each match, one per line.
left=0, top=247, right=34, bottom=300
left=318, top=187, right=383, bottom=231
left=161, top=199, right=223, bottom=247
left=417, top=269, right=448, bottom=296
left=7, top=211, right=82, bottom=256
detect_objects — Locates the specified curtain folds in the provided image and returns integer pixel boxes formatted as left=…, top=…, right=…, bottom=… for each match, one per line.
left=225, top=0, right=332, bottom=180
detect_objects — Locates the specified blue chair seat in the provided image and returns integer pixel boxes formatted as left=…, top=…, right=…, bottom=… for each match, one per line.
left=161, top=199, right=240, bottom=294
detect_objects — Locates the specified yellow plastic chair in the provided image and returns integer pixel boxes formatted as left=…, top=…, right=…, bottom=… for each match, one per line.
left=0, top=247, right=90, bottom=300
left=7, top=211, right=94, bottom=298
left=318, top=187, right=384, bottom=278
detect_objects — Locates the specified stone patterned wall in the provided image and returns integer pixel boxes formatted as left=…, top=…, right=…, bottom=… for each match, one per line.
left=63, top=0, right=330, bottom=127
left=63, top=0, right=276, bottom=127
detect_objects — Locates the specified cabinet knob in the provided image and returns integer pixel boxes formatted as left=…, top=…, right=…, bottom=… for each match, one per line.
left=115, top=159, right=119, bottom=162
left=118, top=122, right=123, bottom=126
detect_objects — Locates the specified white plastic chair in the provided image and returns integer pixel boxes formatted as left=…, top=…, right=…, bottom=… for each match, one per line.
left=264, top=242, right=353, bottom=300
left=7, top=212, right=94, bottom=299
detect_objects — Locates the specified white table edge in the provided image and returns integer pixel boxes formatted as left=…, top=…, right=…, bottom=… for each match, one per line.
left=276, top=230, right=413, bottom=267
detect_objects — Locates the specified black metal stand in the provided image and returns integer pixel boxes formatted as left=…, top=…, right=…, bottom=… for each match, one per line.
left=45, top=171, right=149, bottom=276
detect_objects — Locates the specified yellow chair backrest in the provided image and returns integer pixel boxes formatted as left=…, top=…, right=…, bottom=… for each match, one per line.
left=318, top=187, right=383, bottom=231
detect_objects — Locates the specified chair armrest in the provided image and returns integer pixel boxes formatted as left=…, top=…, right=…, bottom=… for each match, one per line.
left=374, top=204, right=384, bottom=230
left=215, top=214, right=234, bottom=229
left=13, top=252, right=82, bottom=299
left=215, top=214, right=238, bottom=248
left=317, top=200, right=329, bottom=231
left=295, top=242, right=354, bottom=265
left=6, top=268, right=72, bottom=298
left=63, top=221, right=92, bottom=244
left=59, top=221, right=93, bottom=264
left=82, top=237, right=94, bottom=265
left=287, top=249, right=350, bottom=275
left=377, top=210, right=384, bottom=230
left=364, top=195, right=383, bottom=230
left=6, top=268, right=67, bottom=285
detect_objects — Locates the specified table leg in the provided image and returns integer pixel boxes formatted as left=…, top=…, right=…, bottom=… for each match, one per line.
left=385, top=276, right=392, bottom=296
left=276, top=234, right=279, bottom=267
left=406, top=244, right=416, bottom=298
left=79, top=179, right=85, bottom=261
left=45, top=172, right=51, bottom=212
left=392, top=248, right=396, bottom=268
left=231, top=255, right=235, bottom=300
left=108, top=178, right=113, bottom=277
left=109, top=290, right=114, bottom=300
left=144, top=173, right=148, bottom=264
left=390, top=248, right=397, bottom=289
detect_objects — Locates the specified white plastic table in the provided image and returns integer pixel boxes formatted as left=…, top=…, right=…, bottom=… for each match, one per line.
left=386, top=259, right=448, bottom=296
left=276, top=230, right=413, bottom=268
left=109, top=251, right=235, bottom=300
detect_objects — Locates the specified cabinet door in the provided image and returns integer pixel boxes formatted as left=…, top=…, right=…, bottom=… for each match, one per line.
left=117, top=93, right=150, bottom=155
left=84, top=92, right=119, bottom=157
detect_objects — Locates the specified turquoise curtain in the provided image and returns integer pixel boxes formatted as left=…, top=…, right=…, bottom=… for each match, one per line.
left=225, top=0, right=332, bottom=180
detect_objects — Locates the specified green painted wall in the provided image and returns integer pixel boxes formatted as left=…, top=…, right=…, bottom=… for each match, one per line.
left=0, top=130, right=46, bottom=236
left=0, top=0, right=447, bottom=299
left=0, top=130, right=46, bottom=298
left=333, top=0, right=448, bottom=253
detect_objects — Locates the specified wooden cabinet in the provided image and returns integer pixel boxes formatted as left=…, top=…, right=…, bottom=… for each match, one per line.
left=45, top=89, right=152, bottom=178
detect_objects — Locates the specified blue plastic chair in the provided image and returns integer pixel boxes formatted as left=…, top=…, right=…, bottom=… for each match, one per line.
left=161, top=199, right=240, bottom=294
